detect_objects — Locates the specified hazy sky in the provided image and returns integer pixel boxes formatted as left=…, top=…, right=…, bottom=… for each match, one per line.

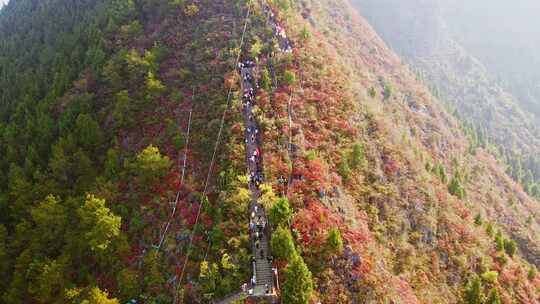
left=0, top=0, right=7, bottom=8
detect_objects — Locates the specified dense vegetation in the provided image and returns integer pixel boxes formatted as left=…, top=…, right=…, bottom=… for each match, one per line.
left=0, top=0, right=131, bottom=301
left=351, top=0, right=540, bottom=201
left=1, top=0, right=540, bottom=303
left=292, top=0, right=540, bottom=301
left=0, top=0, right=251, bottom=302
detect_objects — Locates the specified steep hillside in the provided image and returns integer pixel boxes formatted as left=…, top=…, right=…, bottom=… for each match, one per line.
left=352, top=0, right=540, bottom=201
left=291, top=0, right=540, bottom=302
left=1, top=0, right=540, bottom=303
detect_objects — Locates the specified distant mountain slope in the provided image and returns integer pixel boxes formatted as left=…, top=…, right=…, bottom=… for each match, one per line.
left=352, top=0, right=540, bottom=120
left=441, top=0, right=540, bottom=118
left=351, top=0, right=540, bottom=200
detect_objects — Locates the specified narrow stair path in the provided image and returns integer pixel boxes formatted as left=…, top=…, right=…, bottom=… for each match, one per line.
left=213, top=1, right=295, bottom=302
left=240, top=62, right=276, bottom=298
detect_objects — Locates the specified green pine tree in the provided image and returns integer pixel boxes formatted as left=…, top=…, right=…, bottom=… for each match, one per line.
left=503, top=239, right=517, bottom=257
left=260, top=68, right=272, bottom=91
left=474, top=213, right=483, bottom=226
left=383, top=82, right=393, bottom=100
left=495, top=232, right=505, bottom=252
left=269, top=197, right=293, bottom=227
left=435, top=164, right=448, bottom=183
left=283, top=70, right=296, bottom=85
left=448, top=174, right=465, bottom=199
left=271, top=226, right=297, bottom=261
left=282, top=256, right=314, bottom=304
left=78, top=194, right=121, bottom=252
left=485, top=223, right=494, bottom=237
left=82, top=287, right=120, bottom=304
left=131, top=145, right=172, bottom=186
left=350, top=143, right=365, bottom=169
left=485, top=288, right=501, bottom=304
left=528, top=266, right=537, bottom=280
left=338, top=152, right=351, bottom=181
left=464, top=275, right=484, bottom=304
left=326, top=228, right=344, bottom=256
left=0, top=225, right=8, bottom=289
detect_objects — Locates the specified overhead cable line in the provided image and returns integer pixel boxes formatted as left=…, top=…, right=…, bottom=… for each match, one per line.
left=175, top=5, right=252, bottom=298
left=157, top=87, right=195, bottom=252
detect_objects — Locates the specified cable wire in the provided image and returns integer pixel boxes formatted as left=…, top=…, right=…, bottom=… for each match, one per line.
left=157, top=88, right=195, bottom=251
left=175, top=6, right=252, bottom=298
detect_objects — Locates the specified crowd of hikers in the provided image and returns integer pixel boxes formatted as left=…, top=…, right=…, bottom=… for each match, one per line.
left=220, top=1, right=297, bottom=301
left=265, top=4, right=293, bottom=52
left=241, top=1, right=297, bottom=299
left=238, top=62, right=266, bottom=189
left=238, top=57, right=276, bottom=296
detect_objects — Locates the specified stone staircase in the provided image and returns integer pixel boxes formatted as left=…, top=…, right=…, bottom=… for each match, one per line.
left=213, top=1, right=296, bottom=302
left=255, top=258, right=273, bottom=287
left=253, top=210, right=273, bottom=290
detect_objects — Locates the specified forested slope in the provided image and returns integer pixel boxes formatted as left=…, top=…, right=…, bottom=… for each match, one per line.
left=0, top=0, right=251, bottom=302
left=1, top=0, right=540, bottom=303
left=351, top=0, right=540, bottom=202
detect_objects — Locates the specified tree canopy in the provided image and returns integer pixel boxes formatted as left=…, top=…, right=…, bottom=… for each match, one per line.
left=271, top=225, right=297, bottom=261
left=78, top=194, right=121, bottom=251
left=269, top=197, right=293, bottom=227
left=282, top=255, right=314, bottom=304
